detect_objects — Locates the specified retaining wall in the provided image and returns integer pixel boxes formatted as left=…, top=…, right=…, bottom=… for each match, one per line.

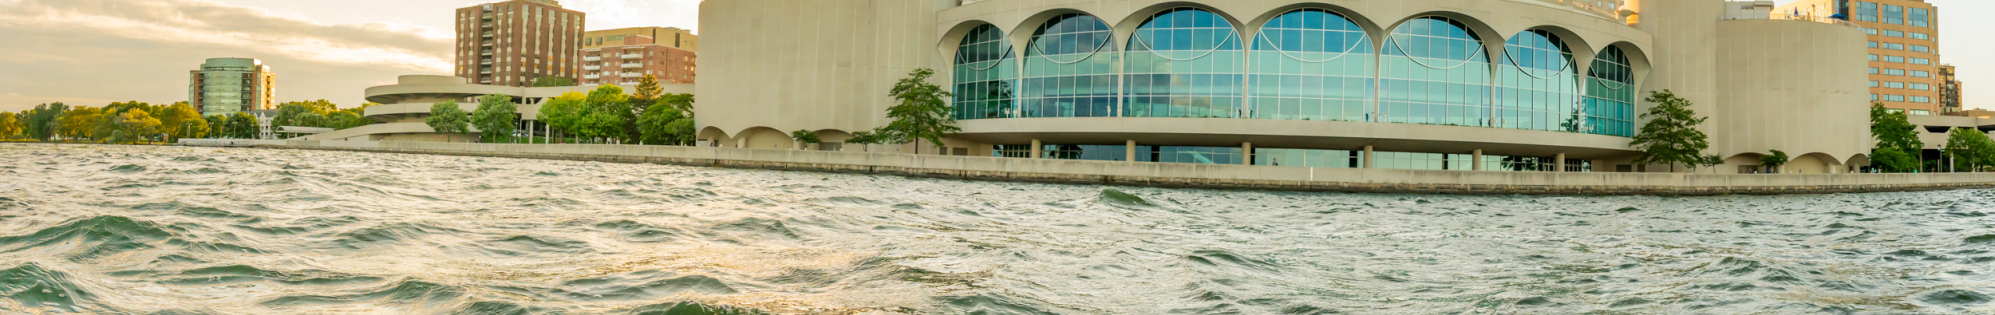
left=182, top=140, right=1995, bottom=196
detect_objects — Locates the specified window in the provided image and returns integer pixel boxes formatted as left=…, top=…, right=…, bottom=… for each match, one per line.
left=1381, top=16, right=1491, bottom=127
left=1125, top=8, right=1244, bottom=118
left=1883, top=68, right=1904, bottom=76
left=1911, top=58, right=1930, bottom=65
left=1868, top=41, right=1879, bottom=48
left=1585, top=46, right=1637, bottom=137
left=1853, top=2, right=1878, bottom=22
left=1884, top=81, right=1904, bottom=89
left=1865, top=28, right=1878, bottom=35
left=1881, top=30, right=1904, bottom=37
left=1882, top=4, right=1903, bottom=25
left=1870, top=67, right=1880, bottom=74
left=1882, top=55, right=1904, bottom=63
left=1249, top=9, right=1374, bottom=123
left=1912, top=71, right=1930, bottom=78
left=1911, top=45, right=1930, bottom=53
left=1869, top=80, right=1880, bottom=87
left=1911, top=96, right=1932, bottom=103
left=1883, top=43, right=1904, bottom=50
left=1497, top=29, right=1582, bottom=132
left=1022, top=13, right=1118, bottom=118
left=1911, top=83, right=1931, bottom=90
left=1872, top=94, right=1880, bottom=101
left=951, top=24, right=1016, bottom=120
left=1868, top=54, right=1879, bottom=61
left=1910, top=32, right=1930, bottom=40
left=1910, top=8, right=1929, bottom=28
left=1883, top=94, right=1905, bottom=102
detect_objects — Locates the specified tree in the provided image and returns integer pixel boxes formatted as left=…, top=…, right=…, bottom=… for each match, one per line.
left=326, top=111, right=364, bottom=129
left=273, top=100, right=334, bottom=128
left=1869, top=103, right=1923, bottom=172
left=295, top=112, right=329, bottom=128
left=659, top=93, right=695, bottom=119
left=880, top=68, right=960, bottom=154
left=1629, top=90, right=1718, bottom=172
left=531, top=77, right=577, bottom=87
left=157, top=103, right=208, bottom=142
left=470, top=94, right=518, bottom=143
left=226, top=112, right=259, bottom=139
left=205, top=115, right=228, bottom=139
left=1943, top=128, right=1995, bottom=172
left=426, top=100, right=472, bottom=136
left=538, top=92, right=587, bottom=143
left=847, top=130, right=889, bottom=145
left=0, top=111, right=19, bottom=140
left=632, top=74, right=664, bottom=105
left=22, top=103, right=68, bottom=141
left=57, top=106, right=102, bottom=142
left=790, top=130, right=821, bottom=145
left=637, top=100, right=693, bottom=145
left=111, top=110, right=163, bottom=144
left=1759, top=150, right=1790, bottom=174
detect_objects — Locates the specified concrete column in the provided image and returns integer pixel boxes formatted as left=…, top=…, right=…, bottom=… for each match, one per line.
left=1363, top=146, right=1375, bottom=169
left=1030, top=139, right=1042, bottom=159
left=736, top=137, right=746, bottom=149
left=1555, top=153, right=1568, bottom=172
left=1472, top=150, right=1484, bottom=171
left=1125, top=140, right=1137, bottom=162
left=1241, top=142, right=1253, bottom=165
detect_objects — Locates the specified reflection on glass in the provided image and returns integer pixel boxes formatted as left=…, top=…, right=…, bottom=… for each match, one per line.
left=1496, top=29, right=1581, bottom=132
left=1248, top=9, right=1373, bottom=122
left=953, top=24, right=1016, bottom=120
left=1023, top=14, right=1118, bottom=118
left=1585, top=46, right=1637, bottom=137
left=1380, top=17, right=1492, bottom=127
left=1125, top=8, right=1243, bottom=118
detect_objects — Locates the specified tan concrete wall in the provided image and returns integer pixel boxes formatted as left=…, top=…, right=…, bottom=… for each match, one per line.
left=1712, top=19, right=1872, bottom=168
left=697, top=0, right=942, bottom=140
left=197, top=140, right=1995, bottom=196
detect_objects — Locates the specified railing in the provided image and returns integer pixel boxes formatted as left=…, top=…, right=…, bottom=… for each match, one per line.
left=1725, top=14, right=1863, bottom=28
left=620, top=54, right=643, bottom=59
left=582, top=74, right=601, bottom=79
left=582, top=56, right=601, bottom=62
left=620, top=73, right=642, bottom=78
left=582, top=65, right=601, bottom=70
left=621, top=63, right=642, bottom=68
left=1510, top=0, right=1626, bottom=21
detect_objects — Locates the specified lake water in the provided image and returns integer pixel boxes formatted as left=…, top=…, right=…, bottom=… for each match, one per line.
left=0, top=143, right=1991, bottom=314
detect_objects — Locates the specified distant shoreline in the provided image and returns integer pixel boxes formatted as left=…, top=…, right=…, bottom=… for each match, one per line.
left=158, top=140, right=1995, bottom=196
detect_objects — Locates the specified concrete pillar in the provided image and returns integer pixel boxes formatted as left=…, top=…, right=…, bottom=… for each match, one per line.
left=736, top=137, right=746, bottom=149
left=1030, top=139, right=1042, bottom=159
left=1241, top=142, right=1253, bottom=165
left=1555, top=153, right=1568, bottom=172
left=1125, top=140, right=1137, bottom=162
left=1472, top=150, right=1484, bottom=171
left=1363, top=146, right=1375, bottom=169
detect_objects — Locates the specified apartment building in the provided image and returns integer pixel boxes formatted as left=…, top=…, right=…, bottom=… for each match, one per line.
left=581, top=30, right=697, bottom=86
left=455, top=0, right=584, bottom=87
left=583, top=27, right=697, bottom=51
left=188, top=57, right=276, bottom=116
left=1779, top=0, right=1944, bottom=114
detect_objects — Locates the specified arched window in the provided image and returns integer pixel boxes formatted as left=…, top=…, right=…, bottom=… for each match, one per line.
left=1124, top=8, right=1243, bottom=118
left=1585, top=46, right=1637, bottom=137
left=1023, top=13, right=1118, bottom=118
left=952, top=24, right=1016, bottom=120
left=1248, top=8, right=1373, bottom=122
left=1380, top=17, right=1490, bottom=127
left=1496, top=29, right=1581, bottom=132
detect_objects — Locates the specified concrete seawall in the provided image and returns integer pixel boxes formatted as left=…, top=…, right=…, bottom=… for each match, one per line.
left=181, top=139, right=1995, bottom=196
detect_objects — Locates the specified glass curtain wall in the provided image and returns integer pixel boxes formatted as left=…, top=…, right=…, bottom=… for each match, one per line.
left=952, top=24, right=1016, bottom=120
left=1124, top=8, right=1244, bottom=118
left=1495, top=30, right=1581, bottom=132
left=1584, top=46, right=1637, bottom=137
left=1380, top=17, right=1492, bottom=127
left=1248, top=9, right=1374, bottom=122
left=1023, top=14, right=1119, bottom=118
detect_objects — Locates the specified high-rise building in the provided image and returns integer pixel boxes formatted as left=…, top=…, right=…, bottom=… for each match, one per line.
left=583, top=27, right=697, bottom=51
left=455, top=0, right=584, bottom=87
left=1940, top=64, right=1963, bottom=113
left=580, top=32, right=697, bottom=86
left=1778, top=0, right=1942, bottom=115
left=188, top=58, right=276, bottom=116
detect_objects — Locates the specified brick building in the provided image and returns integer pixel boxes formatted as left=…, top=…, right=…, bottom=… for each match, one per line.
left=455, top=0, right=584, bottom=87
left=581, top=33, right=697, bottom=86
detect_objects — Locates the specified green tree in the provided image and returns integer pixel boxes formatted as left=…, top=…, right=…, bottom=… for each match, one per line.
left=111, top=110, right=163, bottom=144
left=93, top=101, right=157, bottom=142
left=272, top=100, right=334, bottom=128
left=531, top=77, right=578, bottom=87
left=880, top=68, right=959, bottom=154
left=226, top=112, right=259, bottom=139
left=295, top=112, right=328, bottom=128
left=22, top=103, right=68, bottom=141
left=846, top=130, right=888, bottom=145
left=637, top=100, right=693, bottom=145
left=1629, top=90, right=1719, bottom=172
left=537, top=92, right=587, bottom=143
left=157, top=103, right=208, bottom=142
left=632, top=75, right=664, bottom=105
left=58, top=106, right=102, bottom=142
left=1943, top=128, right=1995, bottom=172
left=470, top=94, right=519, bottom=142
left=0, top=111, right=19, bottom=140
left=790, top=130, right=821, bottom=145
left=326, top=111, right=364, bottom=129
left=1759, top=150, right=1790, bottom=174
left=204, top=115, right=228, bottom=139
left=426, top=100, right=471, bottom=136
left=659, top=93, right=695, bottom=118
left=1869, top=103, right=1923, bottom=172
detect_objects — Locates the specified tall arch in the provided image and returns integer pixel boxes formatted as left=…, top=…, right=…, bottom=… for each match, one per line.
left=1021, top=13, right=1119, bottom=118
left=1379, top=16, right=1493, bottom=127
left=1247, top=8, right=1375, bottom=122
left=1495, top=29, right=1583, bottom=132
left=1585, top=45, right=1638, bottom=137
left=1123, top=7, right=1244, bottom=118
left=952, top=23, right=1017, bottom=120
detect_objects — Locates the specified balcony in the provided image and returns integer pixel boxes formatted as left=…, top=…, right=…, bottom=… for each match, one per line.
left=621, top=63, right=642, bottom=68
left=583, top=74, right=601, bottom=79
left=583, top=65, right=601, bottom=71
left=583, top=56, right=601, bottom=62
left=620, top=54, right=643, bottom=59
left=481, top=23, right=492, bottom=28
left=480, top=60, right=492, bottom=65
left=621, top=73, right=642, bottom=78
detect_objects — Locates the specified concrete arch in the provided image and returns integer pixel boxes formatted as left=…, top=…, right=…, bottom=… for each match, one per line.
left=1599, top=41, right=1653, bottom=96
left=1510, top=25, right=1598, bottom=77
left=1380, top=12, right=1508, bottom=63
left=1010, top=8, right=1114, bottom=60
left=1112, top=3, right=1250, bottom=51
left=813, top=129, right=855, bottom=144
left=698, top=126, right=731, bottom=147
left=1243, top=4, right=1385, bottom=45
left=735, top=127, right=792, bottom=150
left=937, top=20, right=1008, bottom=65
left=1790, top=152, right=1844, bottom=174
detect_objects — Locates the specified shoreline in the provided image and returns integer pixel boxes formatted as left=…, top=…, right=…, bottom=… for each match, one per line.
left=149, top=139, right=1995, bottom=196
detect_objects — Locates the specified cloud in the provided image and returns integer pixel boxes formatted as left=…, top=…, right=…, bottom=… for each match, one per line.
left=0, top=0, right=453, bottom=111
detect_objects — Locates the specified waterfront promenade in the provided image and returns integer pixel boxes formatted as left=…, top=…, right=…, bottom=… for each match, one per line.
left=181, top=139, right=1995, bottom=195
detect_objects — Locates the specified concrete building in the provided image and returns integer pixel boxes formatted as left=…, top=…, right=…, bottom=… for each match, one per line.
left=1723, top=1, right=1776, bottom=20
left=455, top=0, right=584, bottom=87
left=583, top=27, right=698, bottom=51
left=580, top=33, right=698, bottom=86
left=1940, top=64, right=1963, bottom=114
left=695, top=0, right=1874, bottom=174
left=187, top=58, right=276, bottom=116
left=1778, top=0, right=1943, bottom=115
left=296, top=75, right=691, bottom=142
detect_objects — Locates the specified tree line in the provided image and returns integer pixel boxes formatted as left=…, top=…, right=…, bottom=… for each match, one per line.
left=0, top=99, right=384, bottom=144
left=424, top=74, right=698, bottom=145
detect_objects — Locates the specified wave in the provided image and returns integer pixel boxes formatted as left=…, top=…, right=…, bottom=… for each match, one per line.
left=261, top=279, right=464, bottom=307
left=0, top=263, right=98, bottom=312
left=0, top=216, right=173, bottom=260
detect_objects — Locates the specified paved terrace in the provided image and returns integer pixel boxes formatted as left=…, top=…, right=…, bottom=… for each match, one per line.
left=180, top=139, right=1995, bottom=196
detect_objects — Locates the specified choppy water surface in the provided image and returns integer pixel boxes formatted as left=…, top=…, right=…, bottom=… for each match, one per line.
left=2, top=143, right=1993, bottom=314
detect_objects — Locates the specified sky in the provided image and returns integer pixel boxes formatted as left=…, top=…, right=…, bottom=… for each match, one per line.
left=0, top=0, right=1982, bottom=112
